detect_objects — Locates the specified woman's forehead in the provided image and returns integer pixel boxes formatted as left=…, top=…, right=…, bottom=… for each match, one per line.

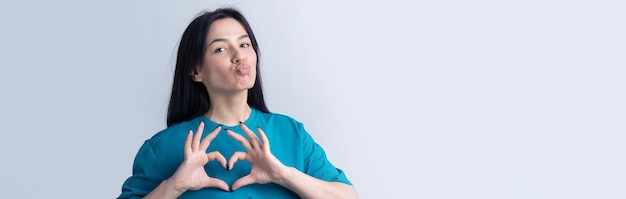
left=206, top=18, right=248, bottom=41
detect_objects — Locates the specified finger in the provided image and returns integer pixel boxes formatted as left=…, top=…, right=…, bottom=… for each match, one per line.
left=226, top=129, right=252, bottom=150
left=206, top=178, right=229, bottom=192
left=239, top=123, right=260, bottom=149
left=257, top=127, right=271, bottom=152
left=228, top=151, right=247, bottom=171
left=207, top=151, right=227, bottom=169
left=192, top=121, right=205, bottom=151
left=200, top=125, right=221, bottom=151
left=231, top=175, right=256, bottom=191
left=184, top=130, right=193, bottom=155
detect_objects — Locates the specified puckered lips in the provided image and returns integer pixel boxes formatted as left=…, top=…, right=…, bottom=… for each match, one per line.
left=236, top=64, right=250, bottom=75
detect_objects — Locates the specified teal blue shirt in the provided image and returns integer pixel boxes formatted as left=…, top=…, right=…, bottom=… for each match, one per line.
left=119, top=108, right=352, bottom=198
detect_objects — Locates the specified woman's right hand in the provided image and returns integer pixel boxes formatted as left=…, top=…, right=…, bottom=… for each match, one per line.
left=168, top=121, right=229, bottom=192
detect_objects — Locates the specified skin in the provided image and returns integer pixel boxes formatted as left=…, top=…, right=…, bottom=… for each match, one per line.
left=144, top=18, right=359, bottom=199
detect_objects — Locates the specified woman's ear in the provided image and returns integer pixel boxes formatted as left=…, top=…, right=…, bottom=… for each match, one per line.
left=190, top=67, right=203, bottom=82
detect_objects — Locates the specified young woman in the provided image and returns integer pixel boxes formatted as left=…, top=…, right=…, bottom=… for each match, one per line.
left=118, top=8, right=358, bottom=199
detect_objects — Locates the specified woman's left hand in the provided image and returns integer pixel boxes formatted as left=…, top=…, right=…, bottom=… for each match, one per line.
left=225, top=123, right=290, bottom=191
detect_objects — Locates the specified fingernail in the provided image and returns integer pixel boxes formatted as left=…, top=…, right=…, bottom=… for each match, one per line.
left=239, top=121, right=243, bottom=124
left=215, top=124, right=222, bottom=130
left=257, top=125, right=260, bottom=129
left=229, top=188, right=233, bottom=192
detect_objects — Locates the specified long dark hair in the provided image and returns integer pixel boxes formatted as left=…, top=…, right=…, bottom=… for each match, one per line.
left=167, top=8, right=270, bottom=127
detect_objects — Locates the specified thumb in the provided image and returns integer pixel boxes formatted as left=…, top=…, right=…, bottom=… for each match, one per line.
left=231, top=175, right=256, bottom=191
left=204, top=178, right=230, bottom=192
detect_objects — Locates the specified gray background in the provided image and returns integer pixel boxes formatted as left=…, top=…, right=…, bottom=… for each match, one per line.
left=1, top=0, right=625, bottom=198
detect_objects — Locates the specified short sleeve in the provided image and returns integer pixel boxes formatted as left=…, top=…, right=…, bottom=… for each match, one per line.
left=299, top=124, right=353, bottom=185
left=118, top=141, right=167, bottom=199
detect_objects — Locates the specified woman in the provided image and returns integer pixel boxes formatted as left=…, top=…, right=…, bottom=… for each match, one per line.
left=118, top=8, right=358, bottom=199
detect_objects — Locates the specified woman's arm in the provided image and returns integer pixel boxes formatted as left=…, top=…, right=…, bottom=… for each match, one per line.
left=275, top=167, right=358, bottom=199
left=143, top=179, right=184, bottom=199
left=226, top=124, right=359, bottom=199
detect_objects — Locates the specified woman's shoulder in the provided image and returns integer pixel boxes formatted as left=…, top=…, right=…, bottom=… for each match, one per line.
left=255, top=109, right=303, bottom=126
left=146, top=117, right=200, bottom=146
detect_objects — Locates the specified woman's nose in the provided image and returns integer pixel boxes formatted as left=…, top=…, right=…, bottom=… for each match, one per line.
left=231, top=49, right=245, bottom=64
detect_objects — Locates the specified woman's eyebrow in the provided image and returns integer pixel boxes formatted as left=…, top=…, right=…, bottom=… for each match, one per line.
left=208, top=34, right=250, bottom=46
left=237, top=34, right=250, bottom=40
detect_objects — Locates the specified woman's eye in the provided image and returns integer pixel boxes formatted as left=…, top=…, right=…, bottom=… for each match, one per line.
left=241, top=43, right=250, bottom=48
left=215, top=47, right=226, bottom=53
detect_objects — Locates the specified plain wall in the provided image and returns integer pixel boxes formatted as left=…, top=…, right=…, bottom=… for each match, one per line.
left=1, top=0, right=624, bottom=198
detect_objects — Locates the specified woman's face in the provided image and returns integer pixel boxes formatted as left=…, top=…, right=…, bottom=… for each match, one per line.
left=193, top=17, right=257, bottom=95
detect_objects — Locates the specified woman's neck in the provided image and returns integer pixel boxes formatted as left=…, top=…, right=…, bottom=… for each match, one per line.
left=205, top=91, right=251, bottom=126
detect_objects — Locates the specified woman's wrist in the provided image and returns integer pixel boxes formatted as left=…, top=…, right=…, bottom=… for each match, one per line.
left=272, top=166, right=296, bottom=185
left=164, top=178, right=186, bottom=196
left=143, top=178, right=186, bottom=199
